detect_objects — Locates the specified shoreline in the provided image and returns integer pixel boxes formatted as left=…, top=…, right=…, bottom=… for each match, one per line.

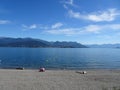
left=1, top=67, right=120, bottom=70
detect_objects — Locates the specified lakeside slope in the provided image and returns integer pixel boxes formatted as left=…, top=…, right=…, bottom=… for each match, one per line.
left=0, top=37, right=87, bottom=48
left=0, top=69, right=120, bottom=90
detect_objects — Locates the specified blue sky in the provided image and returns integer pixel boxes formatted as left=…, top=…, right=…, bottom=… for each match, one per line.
left=0, top=0, right=120, bottom=44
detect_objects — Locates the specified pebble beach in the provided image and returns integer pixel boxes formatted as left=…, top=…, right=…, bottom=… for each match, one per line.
left=0, top=69, right=120, bottom=90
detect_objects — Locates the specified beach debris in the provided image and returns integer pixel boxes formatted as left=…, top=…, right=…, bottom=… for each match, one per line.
left=16, top=67, right=24, bottom=70
left=76, top=71, right=87, bottom=74
left=39, top=68, right=45, bottom=72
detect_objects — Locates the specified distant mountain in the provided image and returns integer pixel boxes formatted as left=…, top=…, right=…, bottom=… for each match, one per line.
left=87, top=44, right=120, bottom=48
left=0, top=37, right=87, bottom=48
left=50, top=41, right=87, bottom=48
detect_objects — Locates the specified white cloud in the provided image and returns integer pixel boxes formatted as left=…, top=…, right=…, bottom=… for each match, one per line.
left=22, top=24, right=37, bottom=30
left=39, top=25, right=49, bottom=30
left=83, top=24, right=120, bottom=33
left=68, top=0, right=74, bottom=6
left=22, top=22, right=63, bottom=31
left=0, top=20, right=10, bottom=24
left=45, top=24, right=120, bottom=35
left=84, top=25, right=101, bottom=33
left=46, top=28, right=81, bottom=35
left=62, top=0, right=78, bottom=9
left=108, top=24, right=120, bottom=29
left=63, top=4, right=69, bottom=10
left=51, top=22, right=63, bottom=29
left=29, top=24, right=37, bottom=29
left=63, top=0, right=74, bottom=6
left=68, top=8, right=120, bottom=22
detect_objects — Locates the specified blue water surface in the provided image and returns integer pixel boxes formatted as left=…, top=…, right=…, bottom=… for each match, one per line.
left=0, top=47, right=120, bottom=69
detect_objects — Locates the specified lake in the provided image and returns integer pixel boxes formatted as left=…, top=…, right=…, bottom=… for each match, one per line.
left=0, top=47, right=120, bottom=69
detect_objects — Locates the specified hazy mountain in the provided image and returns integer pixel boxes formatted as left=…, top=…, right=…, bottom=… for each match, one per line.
left=0, top=37, right=87, bottom=48
left=50, top=41, right=87, bottom=48
left=87, top=44, right=120, bottom=48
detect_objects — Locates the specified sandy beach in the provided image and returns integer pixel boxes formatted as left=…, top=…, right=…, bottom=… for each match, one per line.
left=0, top=69, right=120, bottom=90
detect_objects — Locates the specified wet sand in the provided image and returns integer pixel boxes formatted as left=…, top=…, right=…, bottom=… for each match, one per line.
left=0, top=69, right=120, bottom=90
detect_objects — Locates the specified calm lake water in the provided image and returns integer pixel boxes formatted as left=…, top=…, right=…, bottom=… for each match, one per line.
left=0, top=47, right=120, bottom=69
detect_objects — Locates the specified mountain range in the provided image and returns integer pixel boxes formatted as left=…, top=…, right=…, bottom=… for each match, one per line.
left=0, top=37, right=87, bottom=48
left=87, top=44, right=120, bottom=48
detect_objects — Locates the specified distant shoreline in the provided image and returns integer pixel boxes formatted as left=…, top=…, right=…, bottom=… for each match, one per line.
left=0, top=67, right=120, bottom=70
